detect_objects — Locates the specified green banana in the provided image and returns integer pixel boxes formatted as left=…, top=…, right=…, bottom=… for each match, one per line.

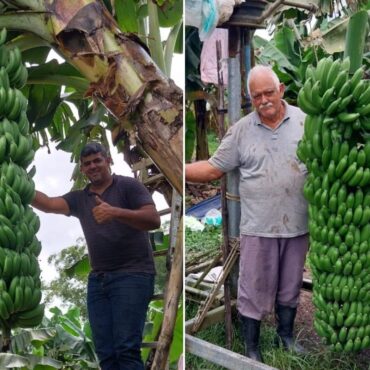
left=333, top=70, right=348, bottom=94
left=304, top=56, right=370, bottom=353
left=0, top=28, right=7, bottom=47
left=5, top=48, right=21, bottom=75
left=358, top=85, right=370, bottom=106
left=298, top=88, right=321, bottom=115
left=0, top=30, right=43, bottom=334
left=326, top=58, right=342, bottom=88
left=17, top=303, right=44, bottom=320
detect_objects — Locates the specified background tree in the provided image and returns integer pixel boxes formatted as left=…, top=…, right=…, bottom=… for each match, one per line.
left=43, top=239, right=88, bottom=319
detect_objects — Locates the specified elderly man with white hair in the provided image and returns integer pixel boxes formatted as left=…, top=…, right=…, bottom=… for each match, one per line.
left=186, top=65, right=308, bottom=362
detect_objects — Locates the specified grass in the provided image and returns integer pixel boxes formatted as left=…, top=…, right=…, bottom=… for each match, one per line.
left=207, top=130, right=220, bottom=156
left=185, top=225, right=222, bottom=257
left=185, top=303, right=242, bottom=370
left=186, top=300, right=366, bottom=370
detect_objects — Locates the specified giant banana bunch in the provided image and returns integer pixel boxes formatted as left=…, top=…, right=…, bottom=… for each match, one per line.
left=0, top=28, right=44, bottom=332
left=297, top=57, right=370, bottom=352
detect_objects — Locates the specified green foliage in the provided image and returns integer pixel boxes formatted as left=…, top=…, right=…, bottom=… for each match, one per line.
left=115, top=0, right=139, bottom=33
left=185, top=225, right=221, bottom=256
left=157, top=0, right=183, bottom=28
left=153, top=255, right=168, bottom=295
left=27, top=85, right=62, bottom=132
left=185, top=26, right=204, bottom=92
left=254, top=26, right=328, bottom=105
left=42, top=306, right=99, bottom=368
left=0, top=352, right=63, bottom=369
left=207, top=131, right=220, bottom=157
left=43, top=239, right=88, bottom=319
left=0, top=306, right=98, bottom=369
left=143, top=300, right=183, bottom=365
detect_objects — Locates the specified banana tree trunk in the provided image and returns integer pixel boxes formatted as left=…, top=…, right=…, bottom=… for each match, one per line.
left=194, top=100, right=209, bottom=160
left=3, top=0, right=183, bottom=193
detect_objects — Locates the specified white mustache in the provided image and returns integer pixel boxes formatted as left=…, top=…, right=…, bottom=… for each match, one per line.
left=258, top=102, right=273, bottom=109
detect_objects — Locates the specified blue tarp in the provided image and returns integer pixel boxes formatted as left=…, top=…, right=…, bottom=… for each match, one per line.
left=185, top=194, right=221, bottom=219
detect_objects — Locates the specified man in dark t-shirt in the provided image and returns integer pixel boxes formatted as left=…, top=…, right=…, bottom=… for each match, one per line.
left=32, top=142, right=160, bottom=370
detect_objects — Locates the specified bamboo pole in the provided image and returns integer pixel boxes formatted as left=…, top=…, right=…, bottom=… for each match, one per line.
left=191, top=243, right=239, bottom=333
left=151, top=218, right=183, bottom=369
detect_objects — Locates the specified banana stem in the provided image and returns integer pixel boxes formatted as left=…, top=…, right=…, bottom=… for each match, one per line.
left=164, top=21, right=182, bottom=77
left=0, top=326, right=11, bottom=352
left=147, top=0, right=166, bottom=74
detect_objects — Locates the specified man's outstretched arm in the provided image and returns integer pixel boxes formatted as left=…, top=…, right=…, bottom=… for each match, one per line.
left=185, top=161, right=224, bottom=183
left=32, top=190, right=70, bottom=215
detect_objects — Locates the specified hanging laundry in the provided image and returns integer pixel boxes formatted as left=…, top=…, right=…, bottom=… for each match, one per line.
left=200, top=28, right=229, bottom=85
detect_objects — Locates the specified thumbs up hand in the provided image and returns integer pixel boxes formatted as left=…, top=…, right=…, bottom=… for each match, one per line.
left=95, top=196, right=103, bottom=205
left=92, top=195, right=113, bottom=224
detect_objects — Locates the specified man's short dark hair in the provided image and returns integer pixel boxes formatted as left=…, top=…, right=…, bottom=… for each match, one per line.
left=80, top=142, right=108, bottom=159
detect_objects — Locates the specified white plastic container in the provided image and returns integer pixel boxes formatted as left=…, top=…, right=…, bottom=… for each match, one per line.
left=204, top=208, right=222, bottom=226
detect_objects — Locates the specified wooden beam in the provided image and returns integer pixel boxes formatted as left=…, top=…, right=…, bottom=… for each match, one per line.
left=186, top=335, right=278, bottom=370
left=142, top=173, right=165, bottom=186
left=142, top=342, right=158, bottom=348
left=186, top=276, right=221, bottom=290
left=132, top=158, right=153, bottom=171
left=186, top=260, right=214, bottom=275
left=151, top=293, right=164, bottom=300
left=158, top=208, right=171, bottom=216
left=185, top=286, right=223, bottom=305
left=153, top=250, right=168, bottom=257
left=185, top=302, right=236, bottom=333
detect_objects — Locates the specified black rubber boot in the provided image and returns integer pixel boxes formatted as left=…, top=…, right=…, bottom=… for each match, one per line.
left=275, top=304, right=307, bottom=354
left=240, top=315, right=264, bottom=362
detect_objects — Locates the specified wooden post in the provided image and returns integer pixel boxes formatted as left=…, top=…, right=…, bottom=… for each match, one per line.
left=216, top=38, right=233, bottom=349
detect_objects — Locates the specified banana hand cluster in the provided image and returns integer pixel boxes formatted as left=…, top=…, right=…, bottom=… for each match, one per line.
left=0, top=28, right=44, bottom=330
left=0, top=28, right=27, bottom=90
left=297, top=57, right=370, bottom=353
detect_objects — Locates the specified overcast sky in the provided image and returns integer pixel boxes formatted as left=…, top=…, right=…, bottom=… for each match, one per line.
left=34, top=52, right=184, bottom=285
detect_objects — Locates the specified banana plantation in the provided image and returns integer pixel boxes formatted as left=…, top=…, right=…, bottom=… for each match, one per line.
left=0, top=0, right=182, bottom=369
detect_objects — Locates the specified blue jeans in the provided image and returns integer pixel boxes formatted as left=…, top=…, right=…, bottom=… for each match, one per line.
left=87, top=271, right=154, bottom=370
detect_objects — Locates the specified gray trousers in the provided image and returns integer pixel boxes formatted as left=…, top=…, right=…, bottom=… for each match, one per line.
left=237, top=234, right=308, bottom=320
